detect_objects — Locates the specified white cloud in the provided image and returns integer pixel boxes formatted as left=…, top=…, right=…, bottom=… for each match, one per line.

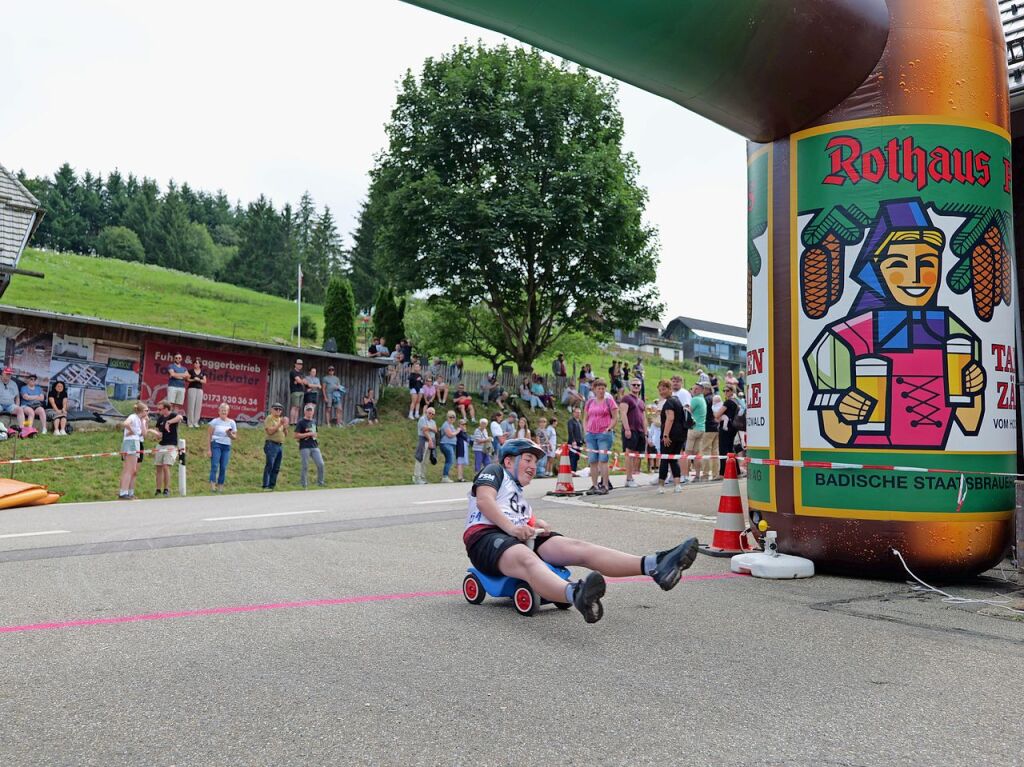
left=1, top=0, right=748, bottom=327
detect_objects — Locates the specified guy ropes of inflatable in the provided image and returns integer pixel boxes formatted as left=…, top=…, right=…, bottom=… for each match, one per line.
left=403, top=0, right=1015, bottom=579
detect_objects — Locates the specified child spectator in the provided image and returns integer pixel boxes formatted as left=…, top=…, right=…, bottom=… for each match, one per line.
left=455, top=418, right=471, bottom=482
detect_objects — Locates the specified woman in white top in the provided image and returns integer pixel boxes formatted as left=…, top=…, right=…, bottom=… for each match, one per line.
left=516, top=416, right=531, bottom=440
left=119, top=401, right=158, bottom=500
left=206, top=402, right=238, bottom=492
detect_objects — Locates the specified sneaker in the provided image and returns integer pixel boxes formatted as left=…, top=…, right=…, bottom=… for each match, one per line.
left=585, top=486, right=600, bottom=495
left=596, top=485, right=609, bottom=495
left=673, top=483, right=683, bottom=493
left=441, top=477, right=453, bottom=484
left=163, top=489, right=170, bottom=496
left=657, top=485, right=665, bottom=494
left=649, top=478, right=660, bottom=486
left=679, top=477, right=690, bottom=485
left=625, top=479, right=638, bottom=488
left=155, top=490, right=162, bottom=496
left=651, top=537, right=700, bottom=591
left=570, top=571, right=606, bottom=623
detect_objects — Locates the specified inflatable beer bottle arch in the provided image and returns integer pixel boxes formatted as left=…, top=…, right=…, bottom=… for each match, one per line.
left=745, top=0, right=1015, bottom=576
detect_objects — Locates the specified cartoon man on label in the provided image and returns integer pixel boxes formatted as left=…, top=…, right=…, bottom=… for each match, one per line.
left=804, top=198, right=984, bottom=449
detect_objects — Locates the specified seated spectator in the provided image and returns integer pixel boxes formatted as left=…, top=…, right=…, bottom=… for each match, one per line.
left=520, top=378, right=543, bottom=411
left=561, top=381, right=585, bottom=412
left=361, top=388, right=379, bottom=424
left=19, top=374, right=48, bottom=433
left=531, top=375, right=554, bottom=409
left=421, top=375, right=438, bottom=410
left=435, top=374, right=449, bottom=406
left=453, top=382, right=475, bottom=421
left=48, top=379, right=69, bottom=436
left=489, top=410, right=505, bottom=454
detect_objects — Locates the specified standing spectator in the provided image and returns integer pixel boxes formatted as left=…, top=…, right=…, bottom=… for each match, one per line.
left=583, top=379, right=618, bottom=495
left=435, top=374, right=450, bottom=406
left=185, top=359, right=206, bottom=428
left=536, top=416, right=557, bottom=477
left=489, top=410, right=505, bottom=454
left=725, top=370, right=740, bottom=393
left=452, top=382, right=475, bottom=421
left=19, top=374, right=48, bottom=433
left=407, top=361, right=424, bottom=420
left=0, top=368, right=21, bottom=427
left=304, top=366, right=323, bottom=420
left=367, top=337, right=381, bottom=357
left=288, top=359, right=306, bottom=423
left=119, top=401, right=157, bottom=500
left=718, top=387, right=740, bottom=475
left=567, top=406, right=584, bottom=474
left=551, top=353, right=567, bottom=394
left=618, top=378, right=646, bottom=488
left=361, top=388, right=379, bottom=424
left=421, top=375, right=438, bottom=411
left=47, top=380, right=69, bottom=436
left=634, top=357, right=646, bottom=400
left=206, top=402, right=237, bottom=492
left=657, top=380, right=688, bottom=493
left=439, top=410, right=459, bottom=483
left=577, top=372, right=592, bottom=401
left=294, top=403, right=325, bottom=488
left=502, top=412, right=517, bottom=444
left=166, top=353, right=189, bottom=412
left=262, top=402, right=288, bottom=490
left=454, top=418, right=471, bottom=482
left=376, top=337, right=390, bottom=358
left=154, top=400, right=182, bottom=496
left=322, top=366, right=345, bottom=426
left=646, top=412, right=661, bottom=474
left=472, top=418, right=493, bottom=473
left=685, top=382, right=708, bottom=481
left=701, top=378, right=720, bottom=480
left=515, top=415, right=532, bottom=440
left=450, top=357, right=464, bottom=384
left=412, top=406, right=437, bottom=485
left=399, top=339, right=413, bottom=364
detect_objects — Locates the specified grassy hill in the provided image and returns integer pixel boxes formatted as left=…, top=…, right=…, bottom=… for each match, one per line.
left=4, top=249, right=324, bottom=344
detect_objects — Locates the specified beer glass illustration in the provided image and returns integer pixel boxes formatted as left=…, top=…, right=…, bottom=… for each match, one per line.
left=945, top=336, right=973, bottom=406
left=852, top=356, right=890, bottom=433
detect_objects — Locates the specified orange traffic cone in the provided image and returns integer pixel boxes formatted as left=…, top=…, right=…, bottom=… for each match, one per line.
left=698, top=454, right=746, bottom=557
left=547, top=443, right=585, bottom=496
left=609, top=452, right=623, bottom=474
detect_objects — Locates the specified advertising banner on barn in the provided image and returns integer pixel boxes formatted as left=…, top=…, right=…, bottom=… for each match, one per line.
left=141, top=342, right=269, bottom=422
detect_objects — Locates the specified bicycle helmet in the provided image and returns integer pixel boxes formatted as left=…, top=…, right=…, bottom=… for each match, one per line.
left=499, top=438, right=545, bottom=485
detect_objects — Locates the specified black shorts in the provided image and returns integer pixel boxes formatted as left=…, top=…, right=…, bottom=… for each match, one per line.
left=621, top=430, right=645, bottom=452
left=466, top=528, right=563, bottom=577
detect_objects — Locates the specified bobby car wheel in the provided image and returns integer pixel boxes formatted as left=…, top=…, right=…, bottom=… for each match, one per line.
left=555, top=602, right=571, bottom=610
left=513, top=584, right=536, bottom=616
left=463, top=573, right=486, bottom=604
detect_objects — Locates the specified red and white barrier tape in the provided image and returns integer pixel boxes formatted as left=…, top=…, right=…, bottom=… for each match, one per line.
left=0, top=445, right=181, bottom=467
left=566, top=443, right=1022, bottom=480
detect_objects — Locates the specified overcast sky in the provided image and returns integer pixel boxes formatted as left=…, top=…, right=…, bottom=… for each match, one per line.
left=2, top=0, right=747, bottom=327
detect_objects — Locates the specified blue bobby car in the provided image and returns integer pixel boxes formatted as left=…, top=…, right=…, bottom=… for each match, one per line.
left=462, top=563, right=572, bottom=616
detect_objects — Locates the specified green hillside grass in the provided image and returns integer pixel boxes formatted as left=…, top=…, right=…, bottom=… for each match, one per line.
left=4, top=249, right=323, bottom=344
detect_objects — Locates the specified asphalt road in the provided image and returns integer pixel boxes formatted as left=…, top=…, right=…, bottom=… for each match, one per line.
left=1, top=474, right=1022, bottom=766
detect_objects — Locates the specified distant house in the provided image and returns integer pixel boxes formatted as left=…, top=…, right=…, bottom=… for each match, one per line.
left=662, top=316, right=747, bottom=370
left=612, top=319, right=684, bottom=361
left=0, top=164, right=45, bottom=299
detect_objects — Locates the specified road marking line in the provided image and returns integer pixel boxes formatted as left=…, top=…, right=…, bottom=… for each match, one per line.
left=0, top=574, right=744, bottom=634
left=0, top=530, right=70, bottom=540
left=413, top=498, right=466, bottom=505
left=544, top=495, right=716, bottom=522
left=202, top=510, right=327, bottom=522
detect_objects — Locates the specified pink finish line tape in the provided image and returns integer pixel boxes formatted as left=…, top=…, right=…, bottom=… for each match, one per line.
left=0, top=573, right=743, bottom=634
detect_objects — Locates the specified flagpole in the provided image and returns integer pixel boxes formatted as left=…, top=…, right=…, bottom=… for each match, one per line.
left=297, top=263, right=302, bottom=349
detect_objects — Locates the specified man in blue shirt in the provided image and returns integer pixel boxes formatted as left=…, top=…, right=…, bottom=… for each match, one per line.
left=19, top=374, right=48, bottom=433
left=166, top=353, right=189, bottom=412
